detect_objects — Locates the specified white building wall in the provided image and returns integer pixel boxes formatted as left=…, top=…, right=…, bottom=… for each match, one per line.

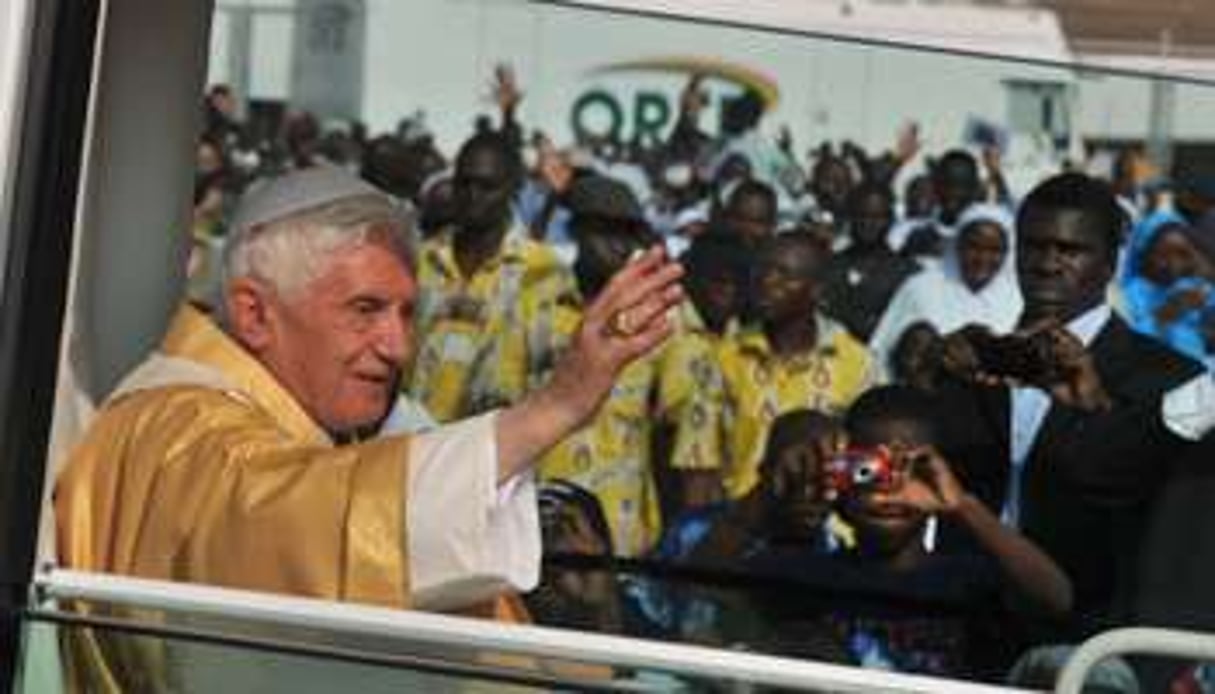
left=361, top=0, right=1080, bottom=156
left=210, top=0, right=1215, bottom=169
left=1074, top=65, right=1215, bottom=143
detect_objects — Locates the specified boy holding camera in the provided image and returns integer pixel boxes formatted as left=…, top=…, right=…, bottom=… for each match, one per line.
left=815, top=386, right=1071, bottom=678
left=649, top=388, right=1069, bottom=677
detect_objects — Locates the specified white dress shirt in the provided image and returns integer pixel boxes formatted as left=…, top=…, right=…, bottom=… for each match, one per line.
left=1004, top=305, right=1111, bottom=526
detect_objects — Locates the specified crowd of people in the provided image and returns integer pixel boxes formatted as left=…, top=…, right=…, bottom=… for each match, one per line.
left=170, top=66, right=1215, bottom=687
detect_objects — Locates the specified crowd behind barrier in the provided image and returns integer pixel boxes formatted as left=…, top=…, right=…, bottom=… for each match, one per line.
left=187, top=70, right=1215, bottom=689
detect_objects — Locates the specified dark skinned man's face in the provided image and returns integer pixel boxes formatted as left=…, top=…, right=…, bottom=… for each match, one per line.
left=812, top=158, right=853, bottom=215
left=572, top=217, right=655, bottom=300
left=934, top=161, right=980, bottom=225
left=453, top=144, right=514, bottom=236
left=1016, top=208, right=1115, bottom=323
left=848, top=191, right=894, bottom=248
left=687, top=265, right=740, bottom=334
left=723, top=193, right=777, bottom=246
left=752, top=241, right=821, bottom=327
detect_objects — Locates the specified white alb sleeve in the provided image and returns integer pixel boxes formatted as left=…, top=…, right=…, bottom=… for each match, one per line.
left=1162, top=372, right=1215, bottom=441
left=403, top=411, right=541, bottom=611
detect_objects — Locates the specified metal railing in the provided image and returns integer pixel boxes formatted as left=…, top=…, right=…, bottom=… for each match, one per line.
left=30, top=567, right=1034, bottom=693
left=1056, top=627, right=1215, bottom=694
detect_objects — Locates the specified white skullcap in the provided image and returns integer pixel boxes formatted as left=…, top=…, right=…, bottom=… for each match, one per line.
left=228, top=165, right=390, bottom=237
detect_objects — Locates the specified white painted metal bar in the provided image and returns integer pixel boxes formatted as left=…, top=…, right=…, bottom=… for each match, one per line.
left=1056, top=627, right=1215, bottom=694
left=34, top=567, right=1032, bottom=693
left=0, top=0, right=35, bottom=281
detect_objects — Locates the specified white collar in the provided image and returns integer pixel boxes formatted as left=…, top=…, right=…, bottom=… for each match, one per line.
left=1066, top=303, right=1112, bottom=347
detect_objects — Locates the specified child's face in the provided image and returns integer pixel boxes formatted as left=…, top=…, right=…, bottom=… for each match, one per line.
left=1142, top=225, right=1200, bottom=286
left=532, top=495, right=621, bottom=630
left=891, top=324, right=943, bottom=390
left=540, top=497, right=610, bottom=557
left=688, top=264, right=740, bottom=331
left=839, top=418, right=932, bottom=554
left=764, top=439, right=832, bottom=543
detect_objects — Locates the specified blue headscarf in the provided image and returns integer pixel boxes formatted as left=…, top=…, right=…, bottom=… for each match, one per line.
left=1121, top=209, right=1215, bottom=362
left=1121, top=210, right=1188, bottom=334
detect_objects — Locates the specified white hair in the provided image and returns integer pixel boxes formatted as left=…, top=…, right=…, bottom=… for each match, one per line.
left=218, top=193, right=416, bottom=318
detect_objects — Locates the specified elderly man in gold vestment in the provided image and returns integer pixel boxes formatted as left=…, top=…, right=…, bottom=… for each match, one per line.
left=53, top=166, right=684, bottom=689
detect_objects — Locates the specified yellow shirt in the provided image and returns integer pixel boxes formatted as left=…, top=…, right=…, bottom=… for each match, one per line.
left=538, top=302, right=725, bottom=556
left=657, top=303, right=728, bottom=473
left=539, top=358, right=662, bottom=557
left=717, top=314, right=879, bottom=498
left=410, top=224, right=578, bottom=421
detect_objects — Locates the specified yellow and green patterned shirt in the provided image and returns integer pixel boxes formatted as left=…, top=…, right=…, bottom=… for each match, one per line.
left=409, top=224, right=578, bottom=422
left=538, top=301, right=728, bottom=556
left=657, top=302, right=728, bottom=473
left=717, top=314, right=880, bottom=499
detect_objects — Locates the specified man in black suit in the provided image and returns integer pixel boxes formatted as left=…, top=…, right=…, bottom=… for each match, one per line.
left=933, top=173, right=1212, bottom=638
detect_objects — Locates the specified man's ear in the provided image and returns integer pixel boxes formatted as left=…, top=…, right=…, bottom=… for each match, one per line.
left=225, top=278, right=276, bottom=352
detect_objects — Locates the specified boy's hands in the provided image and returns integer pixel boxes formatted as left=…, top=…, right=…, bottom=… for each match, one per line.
left=868, top=446, right=965, bottom=515
left=904, top=447, right=963, bottom=513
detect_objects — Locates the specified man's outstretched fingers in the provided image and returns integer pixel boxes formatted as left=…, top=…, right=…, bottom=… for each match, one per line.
left=590, top=248, right=683, bottom=323
left=591, top=247, right=666, bottom=310
left=616, top=311, right=676, bottom=358
left=609, top=284, right=683, bottom=338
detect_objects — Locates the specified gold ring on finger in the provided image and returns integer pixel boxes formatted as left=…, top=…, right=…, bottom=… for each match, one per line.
left=608, top=310, right=636, bottom=337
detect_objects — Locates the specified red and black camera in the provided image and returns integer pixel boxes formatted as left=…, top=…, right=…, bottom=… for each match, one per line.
left=826, top=446, right=896, bottom=495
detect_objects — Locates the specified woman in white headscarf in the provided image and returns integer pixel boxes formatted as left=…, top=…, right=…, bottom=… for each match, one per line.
left=868, top=203, right=1023, bottom=370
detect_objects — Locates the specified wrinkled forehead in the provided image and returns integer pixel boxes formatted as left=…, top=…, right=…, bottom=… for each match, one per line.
left=309, top=231, right=416, bottom=287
